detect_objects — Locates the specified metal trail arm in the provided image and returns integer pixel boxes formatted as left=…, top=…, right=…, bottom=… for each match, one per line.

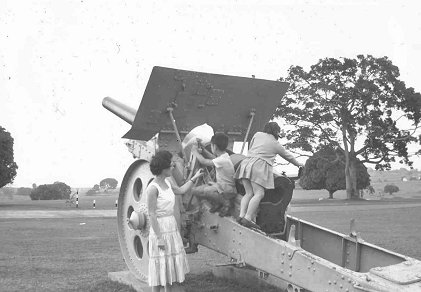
left=192, top=209, right=421, bottom=291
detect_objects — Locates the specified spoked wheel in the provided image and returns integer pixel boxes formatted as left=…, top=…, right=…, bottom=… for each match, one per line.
left=117, top=159, right=154, bottom=281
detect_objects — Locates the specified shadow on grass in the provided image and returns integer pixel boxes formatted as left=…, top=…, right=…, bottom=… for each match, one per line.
left=67, top=279, right=136, bottom=292
left=69, top=272, right=280, bottom=292
left=185, top=272, right=280, bottom=292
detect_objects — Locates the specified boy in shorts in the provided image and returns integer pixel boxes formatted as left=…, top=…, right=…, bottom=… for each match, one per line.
left=191, top=133, right=236, bottom=216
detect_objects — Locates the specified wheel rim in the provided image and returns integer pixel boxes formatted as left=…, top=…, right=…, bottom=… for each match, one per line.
left=117, top=159, right=154, bottom=281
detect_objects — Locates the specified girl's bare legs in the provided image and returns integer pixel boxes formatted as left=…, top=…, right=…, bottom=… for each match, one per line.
left=239, top=179, right=253, bottom=218
left=244, top=182, right=265, bottom=221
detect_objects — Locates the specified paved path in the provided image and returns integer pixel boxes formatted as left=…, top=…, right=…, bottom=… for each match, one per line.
left=0, top=209, right=117, bottom=219
left=2, top=202, right=421, bottom=218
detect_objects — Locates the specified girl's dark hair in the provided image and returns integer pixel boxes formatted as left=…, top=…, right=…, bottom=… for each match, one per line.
left=150, top=150, right=172, bottom=175
left=263, top=122, right=281, bottom=139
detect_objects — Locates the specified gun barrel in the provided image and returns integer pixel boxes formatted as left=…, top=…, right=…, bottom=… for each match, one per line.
left=102, top=97, right=137, bottom=125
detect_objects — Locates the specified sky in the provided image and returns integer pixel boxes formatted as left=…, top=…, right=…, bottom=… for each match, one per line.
left=1, top=0, right=421, bottom=188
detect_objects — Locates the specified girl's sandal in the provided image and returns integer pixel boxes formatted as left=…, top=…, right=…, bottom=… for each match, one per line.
left=240, top=218, right=261, bottom=230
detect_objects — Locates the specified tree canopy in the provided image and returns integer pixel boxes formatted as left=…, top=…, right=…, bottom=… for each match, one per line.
left=299, top=146, right=370, bottom=198
left=100, top=178, right=118, bottom=191
left=86, top=184, right=100, bottom=195
left=384, top=184, right=399, bottom=195
left=30, top=182, right=71, bottom=200
left=15, top=187, right=32, bottom=196
left=0, top=126, right=18, bottom=188
left=0, top=187, right=15, bottom=199
left=277, top=55, right=421, bottom=199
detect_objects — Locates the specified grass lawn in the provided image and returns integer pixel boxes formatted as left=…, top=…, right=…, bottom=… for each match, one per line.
left=1, top=185, right=421, bottom=291
left=0, top=217, right=281, bottom=292
left=1, top=193, right=120, bottom=211
left=291, top=206, right=421, bottom=260
left=292, top=180, right=421, bottom=201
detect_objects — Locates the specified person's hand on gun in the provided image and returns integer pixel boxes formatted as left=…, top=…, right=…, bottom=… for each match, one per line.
left=196, top=138, right=205, bottom=152
left=191, top=139, right=203, bottom=154
left=298, top=166, right=304, bottom=178
left=191, top=168, right=204, bottom=182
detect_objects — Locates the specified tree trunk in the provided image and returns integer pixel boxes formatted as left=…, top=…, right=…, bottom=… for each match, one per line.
left=349, top=158, right=359, bottom=199
left=342, top=126, right=352, bottom=200
left=344, top=151, right=359, bottom=199
left=344, top=164, right=359, bottom=199
left=342, top=123, right=359, bottom=200
left=328, top=190, right=334, bottom=199
left=345, top=162, right=351, bottom=199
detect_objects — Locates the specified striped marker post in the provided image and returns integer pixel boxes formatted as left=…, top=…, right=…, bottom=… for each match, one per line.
left=115, top=199, right=118, bottom=208
left=76, top=194, right=79, bottom=208
left=93, top=200, right=96, bottom=209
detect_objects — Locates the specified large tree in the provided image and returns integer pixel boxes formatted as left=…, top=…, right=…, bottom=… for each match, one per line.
left=277, top=55, right=421, bottom=199
left=299, top=146, right=370, bottom=199
left=0, top=126, right=18, bottom=188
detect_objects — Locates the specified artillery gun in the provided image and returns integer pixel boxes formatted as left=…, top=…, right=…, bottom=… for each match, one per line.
left=104, top=67, right=421, bottom=292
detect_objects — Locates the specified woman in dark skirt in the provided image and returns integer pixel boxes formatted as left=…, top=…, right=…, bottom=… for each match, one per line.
left=235, top=122, right=304, bottom=229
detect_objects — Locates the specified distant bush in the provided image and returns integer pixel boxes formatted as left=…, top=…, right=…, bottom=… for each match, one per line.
left=86, top=184, right=100, bottom=196
left=0, top=187, right=15, bottom=199
left=85, top=189, right=98, bottom=196
left=299, top=146, right=369, bottom=199
left=100, top=178, right=118, bottom=192
left=384, top=184, right=399, bottom=195
left=30, top=182, right=71, bottom=200
left=15, top=187, right=32, bottom=196
left=362, top=185, right=376, bottom=197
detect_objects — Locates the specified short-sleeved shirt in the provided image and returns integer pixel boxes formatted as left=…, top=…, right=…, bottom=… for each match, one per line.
left=247, top=132, right=302, bottom=167
left=212, top=153, right=236, bottom=193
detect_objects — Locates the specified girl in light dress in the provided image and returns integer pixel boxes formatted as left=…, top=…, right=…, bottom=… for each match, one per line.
left=146, top=150, right=203, bottom=292
left=235, top=122, right=304, bottom=229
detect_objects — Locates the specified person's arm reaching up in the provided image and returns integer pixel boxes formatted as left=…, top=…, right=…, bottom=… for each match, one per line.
left=168, top=169, right=204, bottom=195
left=275, top=143, right=304, bottom=167
left=191, top=144, right=214, bottom=167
